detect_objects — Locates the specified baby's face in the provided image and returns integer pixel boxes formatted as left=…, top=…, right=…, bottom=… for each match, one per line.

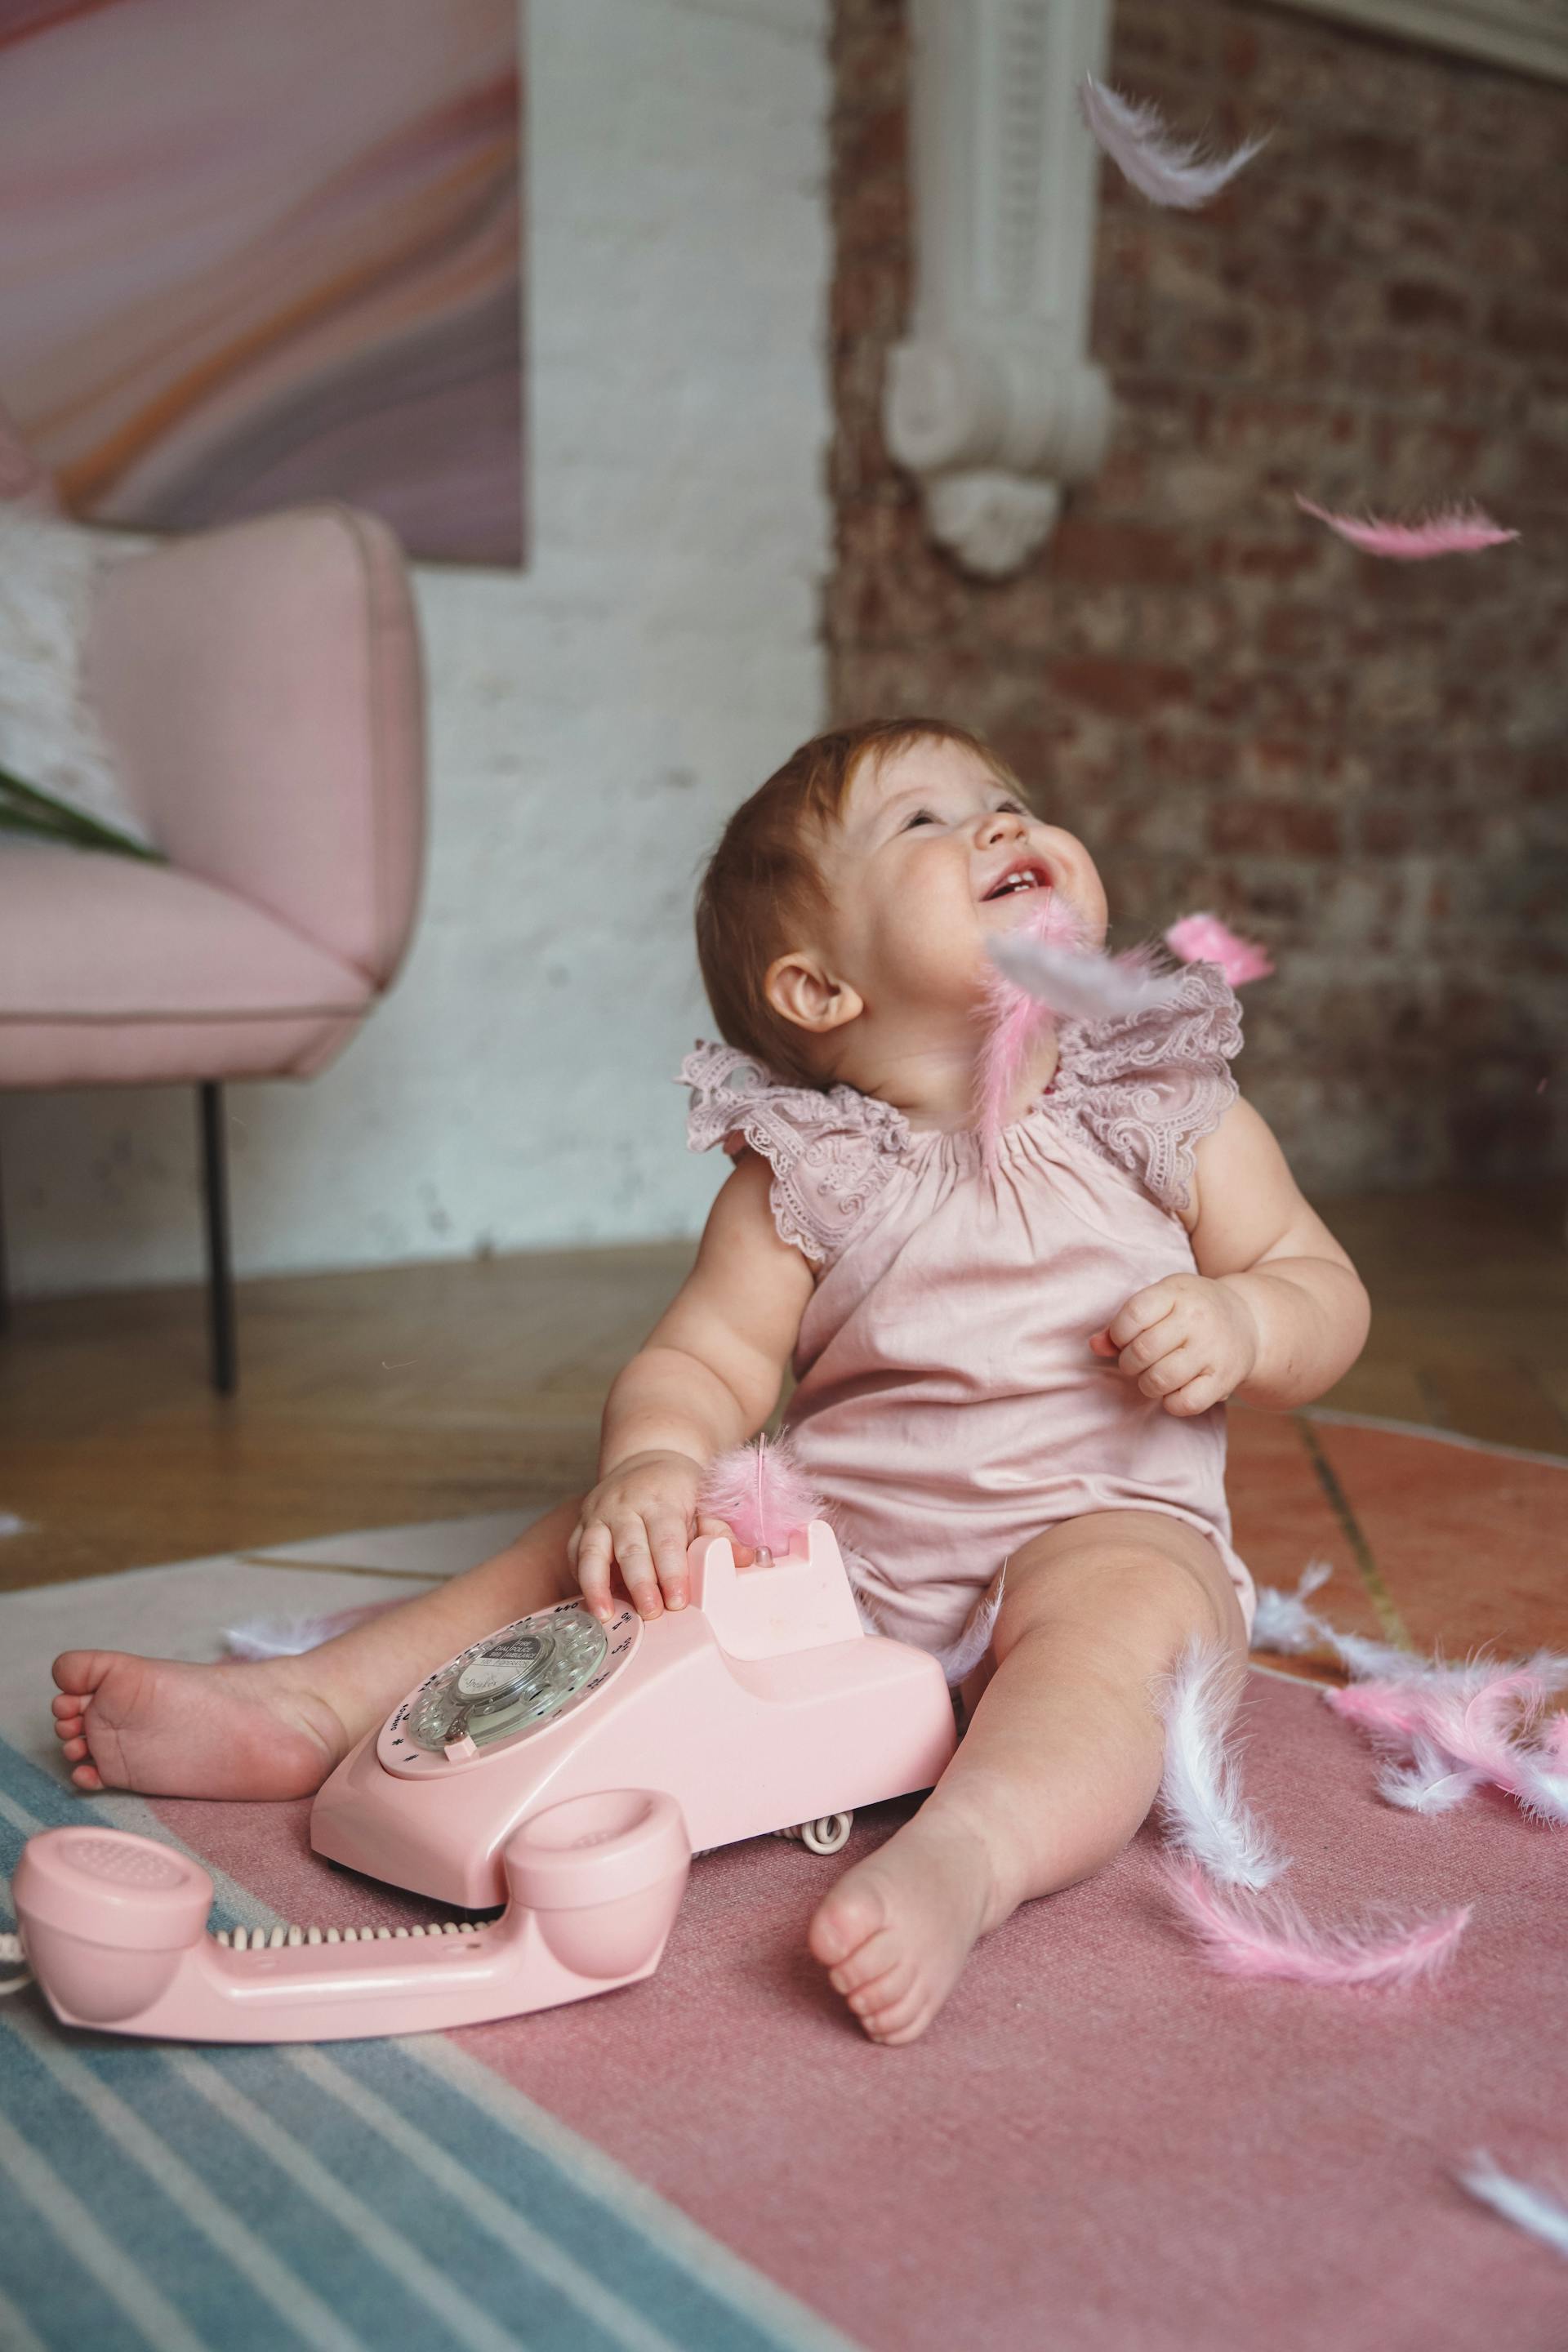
left=813, top=738, right=1107, bottom=1020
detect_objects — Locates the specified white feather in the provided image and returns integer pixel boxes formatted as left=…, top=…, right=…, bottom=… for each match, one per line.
left=986, top=933, right=1184, bottom=1023
left=1155, top=1637, right=1287, bottom=1891
left=1079, top=75, right=1268, bottom=210
left=1459, top=2155, right=1568, bottom=2259
left=1378, top=1735, right=1484, bottom=1814
left=926, top=1570, right=1008, bottom=1690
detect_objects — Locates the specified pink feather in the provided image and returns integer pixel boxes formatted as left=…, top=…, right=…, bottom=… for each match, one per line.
left=1079, top=75, right=1268, bottom=210
left=1163, top=913, right=1274, bottom=987
left=697, top=1432, right=824, bottom=1561
left=1160, top=1855, right=1470, bottom=1988
left=1325, top=1664, right=1568, bottom=1825
left=974, top=891, right=1087, bottom=1163
left=1295, top=496, right=1518, bottom=560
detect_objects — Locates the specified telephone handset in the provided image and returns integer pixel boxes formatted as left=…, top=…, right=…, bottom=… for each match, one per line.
left=13, top=1521, right=956, bottom=2042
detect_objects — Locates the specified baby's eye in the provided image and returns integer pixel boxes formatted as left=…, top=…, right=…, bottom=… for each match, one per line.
left=902, top=808, right=939, bottom=831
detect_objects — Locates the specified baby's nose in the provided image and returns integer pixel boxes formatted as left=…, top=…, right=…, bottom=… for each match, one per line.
left=978, top=808, right=1026, bottom=844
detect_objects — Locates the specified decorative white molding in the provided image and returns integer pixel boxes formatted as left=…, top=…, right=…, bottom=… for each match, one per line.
left=884, top=0, right=1114, bottom=577
left=1265, top=0, right=1568, bottom=84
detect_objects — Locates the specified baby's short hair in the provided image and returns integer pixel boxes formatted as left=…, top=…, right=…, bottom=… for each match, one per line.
left=695, top=715, right=1021, bottom=1085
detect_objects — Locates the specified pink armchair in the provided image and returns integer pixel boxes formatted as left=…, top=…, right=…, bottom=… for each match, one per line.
left=0, top=409, right=426, bottom=1390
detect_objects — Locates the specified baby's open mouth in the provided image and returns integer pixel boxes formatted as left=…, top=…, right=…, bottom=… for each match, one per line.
left=981, top=858, right=1053, bottom=903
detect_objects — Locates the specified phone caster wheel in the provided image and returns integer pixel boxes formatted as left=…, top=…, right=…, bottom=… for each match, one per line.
left=777, top=1813, right=853, bottom=1855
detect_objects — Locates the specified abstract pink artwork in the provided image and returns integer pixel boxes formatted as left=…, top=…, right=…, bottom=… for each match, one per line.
left=0, top=0, right=524, bottom=566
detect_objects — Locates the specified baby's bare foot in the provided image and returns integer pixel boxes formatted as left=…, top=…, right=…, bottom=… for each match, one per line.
left=807, top=1797, right=1013, bottom=2045
left=51, top=1650, right=351, bottom=1799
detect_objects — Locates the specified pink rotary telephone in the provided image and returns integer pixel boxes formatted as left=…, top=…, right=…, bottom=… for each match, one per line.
left=13, top=1520, right=956, bottom=2042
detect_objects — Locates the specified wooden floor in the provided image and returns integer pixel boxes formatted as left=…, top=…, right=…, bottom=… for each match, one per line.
left=1, top=1183, right=1564, bottom=1594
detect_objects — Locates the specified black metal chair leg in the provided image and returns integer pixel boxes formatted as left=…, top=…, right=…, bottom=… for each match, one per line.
left=198, top=1081, right=237, bottom=1395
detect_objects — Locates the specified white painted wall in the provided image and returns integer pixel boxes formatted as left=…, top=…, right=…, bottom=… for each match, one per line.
left=4, top=0, right=833, bottom=1296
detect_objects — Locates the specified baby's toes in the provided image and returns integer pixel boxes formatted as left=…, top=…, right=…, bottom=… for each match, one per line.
left=808, top=1866, right=893, bottom=1971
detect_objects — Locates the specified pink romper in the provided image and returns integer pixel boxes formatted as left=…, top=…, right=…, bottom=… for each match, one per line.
left=680, top=962, right=1255, bottom=1681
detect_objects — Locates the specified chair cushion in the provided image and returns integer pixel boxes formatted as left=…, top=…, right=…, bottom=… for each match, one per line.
left=0, top=839, right=372, bottom=1086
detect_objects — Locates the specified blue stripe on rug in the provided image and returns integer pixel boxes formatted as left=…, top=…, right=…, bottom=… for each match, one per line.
left=0, top=2140, right=158, bottom=2352
left=0, top=1735, right=856, bottom=2352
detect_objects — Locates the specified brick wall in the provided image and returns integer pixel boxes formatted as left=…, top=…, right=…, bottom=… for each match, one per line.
left=829, top=0, right=1568, bottom=1190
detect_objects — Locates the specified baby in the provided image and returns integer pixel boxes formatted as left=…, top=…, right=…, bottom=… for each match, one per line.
left=49, top=718, right=1369, bottom=2044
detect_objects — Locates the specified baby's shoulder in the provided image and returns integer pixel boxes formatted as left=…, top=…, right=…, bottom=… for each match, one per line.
left=678, top=1041, right=908, bottom=1266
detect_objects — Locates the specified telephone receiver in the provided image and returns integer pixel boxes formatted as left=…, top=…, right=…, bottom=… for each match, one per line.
left=12, top=1521, right=957, bottom=2043
left=12, top=1787, right=688, bottom=2044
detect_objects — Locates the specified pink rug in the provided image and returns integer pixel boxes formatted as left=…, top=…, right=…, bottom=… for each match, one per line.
left=7, top=1418, right=1566, bottom=2348
left=151, top=1659, right=1566, bottom=2351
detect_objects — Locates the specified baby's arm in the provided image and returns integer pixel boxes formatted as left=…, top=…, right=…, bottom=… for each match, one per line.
left=1094, top=1097, right=1370, bottom=1416
left=572, top=1149, right=815, bottom=1620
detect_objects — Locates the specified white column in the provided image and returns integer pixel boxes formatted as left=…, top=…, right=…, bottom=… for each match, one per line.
left=884, top=0, right=1114, bottom=577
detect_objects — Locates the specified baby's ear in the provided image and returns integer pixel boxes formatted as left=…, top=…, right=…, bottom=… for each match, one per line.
left=764, top=951, right=863, bottom=1038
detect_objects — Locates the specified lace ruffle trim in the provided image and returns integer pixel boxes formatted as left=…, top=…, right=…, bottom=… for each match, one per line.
left=679, top=1041, right=909, bottom=1264
left=1051, top=960, right=1243, bottom=1215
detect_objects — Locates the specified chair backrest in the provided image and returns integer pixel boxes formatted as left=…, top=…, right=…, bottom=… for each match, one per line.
left=0, top=399, right=62, bottom=514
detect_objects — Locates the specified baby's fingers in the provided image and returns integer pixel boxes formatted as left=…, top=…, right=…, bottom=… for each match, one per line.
left=1107, top=1281, right=1180, bottom=1352
left=1135, top=1341, right=1203, bottom=1400
left=611, top=1517, right=666, bottom=1620
left=574, top=1520, right=617, bottom=1622
left=1162, top=1370, right=1225, bottom=1419
left=644, top=1508, right=692, bottom=1610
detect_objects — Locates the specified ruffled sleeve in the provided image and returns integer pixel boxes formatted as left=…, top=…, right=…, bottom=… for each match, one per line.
left=678, top=1041, right=908, bottom=1265
left=1053, top=961, right=1242, bottom=1218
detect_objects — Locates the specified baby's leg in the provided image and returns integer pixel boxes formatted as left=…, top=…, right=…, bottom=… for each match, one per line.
left=51, top=1500, right=586, bottom=1799
left=808, top=1509, right=1247, bottom=2045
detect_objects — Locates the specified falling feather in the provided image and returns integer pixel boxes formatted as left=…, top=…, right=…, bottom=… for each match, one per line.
left=1079, top=75, right=1268, bottom=209
left=974, top=890, right=1086, bottom=1160
left=1156, top=1638, right=1287, bottom=1891
left=1161, top=1855, right=1470, bottom=1987
left=1459, top=2155, right=1568, bottom=2260
left=1164, top=912, right=1274, bottom=986
left=1295, top=497, right=1518, bottom=560
left=697, top=1432, right=824, bottom=1561
left=987, top=932, right=1186, bottom=1026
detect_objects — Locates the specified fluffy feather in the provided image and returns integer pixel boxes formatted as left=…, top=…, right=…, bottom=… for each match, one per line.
left=974, top=891, right=1086, bottom=1160
left=1156, top=1638, right=1287, bottom=1891
left=225, top=1601, right=399, bottom=1659
left=1160, top=1855, right=1470, bottom=1987
left=986, top=932, right=1185, bottom=1026
left=1079, top=75, right=1268, bottom=209
left=697, top=1432, right=824, bottom=1561
left=1459, top=2155, right=1568, bottom=2259
left=1326, top=1666, right=1568, bottom=1826
left=1163, top=912, right=1274, bottom=986
left=1295, top=497, right=1518, bottom=560
left=926, top=1570, right=1008, bottom=1690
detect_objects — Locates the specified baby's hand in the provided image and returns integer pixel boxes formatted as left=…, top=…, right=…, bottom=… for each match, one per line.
left=1089, top=1276, right=1259, bottom=1418
left=568, top=1450, right=711, bottom=1624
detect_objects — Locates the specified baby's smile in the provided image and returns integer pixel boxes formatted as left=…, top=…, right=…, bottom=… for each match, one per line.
left=978, top=854, right=1055, bottom=909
